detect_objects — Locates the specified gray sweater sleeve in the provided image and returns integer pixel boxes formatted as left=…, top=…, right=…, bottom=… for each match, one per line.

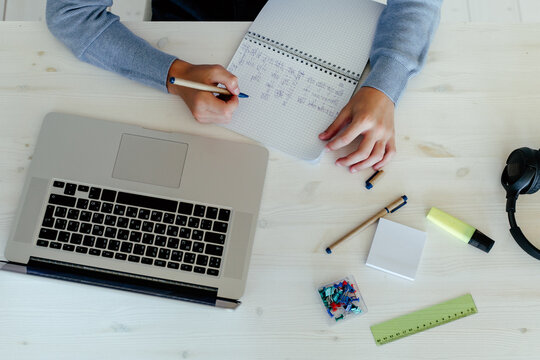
left=362, top=0, right=443, bottom=104
left=46, top=0, right=176, bottom=92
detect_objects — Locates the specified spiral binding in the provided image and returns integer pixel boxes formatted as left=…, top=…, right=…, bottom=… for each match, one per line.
left=246, top=31, right=359, bottom=84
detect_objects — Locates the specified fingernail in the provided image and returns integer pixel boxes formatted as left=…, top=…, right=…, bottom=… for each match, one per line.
left=350, top=167, right=358, bottom=173
left=233, top=88, right=240, bottom=95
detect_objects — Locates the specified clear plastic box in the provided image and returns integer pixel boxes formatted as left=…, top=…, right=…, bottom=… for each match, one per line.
left=317, top=275, right=368, bottom=323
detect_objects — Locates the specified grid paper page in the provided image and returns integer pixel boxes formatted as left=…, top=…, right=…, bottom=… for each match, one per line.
left=225, top=0, right=385, bottom=161
left=227, top=39, right=357, bottom=161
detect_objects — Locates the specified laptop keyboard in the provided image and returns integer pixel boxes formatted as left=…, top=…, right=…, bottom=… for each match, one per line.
left=35, top=179, right=231, bottom=277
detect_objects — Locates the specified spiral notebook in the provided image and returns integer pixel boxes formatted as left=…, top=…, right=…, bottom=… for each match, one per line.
left=226, top=0, right=385, bottom=161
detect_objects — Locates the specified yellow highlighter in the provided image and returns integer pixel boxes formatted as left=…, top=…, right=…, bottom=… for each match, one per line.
left=427, top=207, right=495, bottom=253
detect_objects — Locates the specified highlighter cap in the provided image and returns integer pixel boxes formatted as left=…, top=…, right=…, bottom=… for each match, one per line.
left=469, top=230, right=495, bottom=253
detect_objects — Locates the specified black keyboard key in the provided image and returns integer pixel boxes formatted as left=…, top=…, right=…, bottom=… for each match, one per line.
left=191, top=230, right=203, bottom=241
left=108, top=240, right=120, bottom=251
left=142, top=221, right=154, bottom=232
left=70, top=233, right=83, bottom=244
left=42, top=216, right=55, bottom=228
left=39, top=228, right=57, bottom=240
left=178, top=202, right=193, bottom=215
left=200, top=219, right=212, bottom=230
left=89, top=187, right=101, bottom=199
left=151, top=211, right=163, bottom=222
left=76, top=199, right=89, bottom=210
left=145, top=246, right=158, bottom=257
left=180, top=240, right=192, bottom=251
left=179, top=227, right=191, bottom=239
left=76, top=246, right=88, bottom=254
left=101, top=189, right=117, bottom=202
left=129, top=219, right=142, bottom=230
left=175, top=215, right=187, bottom=226
left=141, top=257, right=153, bottom=265
left=167, top=237, right=179, bottom=249
left=45, top=205, right=55, bottom=217
left=104, top=215, right=117, bottom=226
left=206, top=207, right=218, bottom=219
left=128, top=255, right=140, bottom=263
left=207, top=269, right=219, bottom=276
left=83, top=235, right=95, bottom=247
left=134, top=244, right=146, bottom=255
left=163, top=212, right=175, bottom=224
left=101, top=202, right=113, bottom=214
left=196, top=254, right=209, bottom=266
left=213, top=221, right=228, bottom=233
left=138, top=209, right=150, bottom=220
left=37, top=239, right=49, bottom=247
left=92, top=213, right=104, bottom=224
left=64, top=183, right=77, bottom=196
left=54, top=218, right=67, bottom=230
left=154, top=259, right=166, bottom=267
left=166, top=225, right=179, bottom=237
left=49, top=193, right=76, bottom=207
left=205, top=244, right=224, bottom=257
left=193, top=205, right=206, bottom=217
left=117, top=217, right=129, bottom=228
left=49, top=241, right=62, bottom=249
left=204, top=232, right=226, bottom=245
left=181, top=264, right=193, bottom=272
left=130, top=231, right=142, bottom=243
left=158, top=248, right=171, bottom=260
left=54, top=206, right=67, bottom=218
left=53, top=180, right=65, bottom=188
left=218, top=209, right=231, bottom=222
left=171, top=250, right=183, bottom=262
left=154, top=235, right=167, bottom=247
left=89, top=248, right=101, bottom=256
left=184, top=252, right=196, bottom=264
left=57, top=231, right=70, bottom=242
left=79, top=223, right=92, bottom=234
left=79, top=211, right=92, bottom=222
left=62, top=244, right=75, bottom=252
left=154, top=223, right=166, bottom=235
left=126, top=207, right=138, bottom=218
left=142, top=233, right=154, bottom=244
left=67, top=209, right=80, bottom=220
left=101, top=250, right=114, bottom=258
left=96, top=237, right=108, bottom=249
left=77, top=185, right=89, bottom=192
left=209, top=257, right=221, bottom=268
left=167, top=262, right=179, bottom=270
left=116, top=192, right=178, bottom=212
left=120, top=242, right=133, bottom=253
left=92, top=225, right=105, bottom=236
left=105, top=227, right=117, bottom=238
left=115, top=253, right=127, bottom=261
left=188, top=217, right=200, bottom=228
left=113, top=205, right=126, bottom=216
left=117, top=229, right=129, bottom=240
left=194, top=266, right=206, bottom=274
left=88, top=200, right=101, bottom=211
left=193, top=242, right=204, bottom=253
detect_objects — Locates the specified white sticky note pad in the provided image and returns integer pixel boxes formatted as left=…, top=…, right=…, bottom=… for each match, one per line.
left=366, top=218, right=426, bottom=281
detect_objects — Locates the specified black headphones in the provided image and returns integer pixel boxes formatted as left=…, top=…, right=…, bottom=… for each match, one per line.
left=501, top=147, right=540, bottom=260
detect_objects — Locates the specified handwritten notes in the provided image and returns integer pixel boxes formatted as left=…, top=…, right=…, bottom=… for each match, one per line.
left=225, top=38, right=357, bottom=161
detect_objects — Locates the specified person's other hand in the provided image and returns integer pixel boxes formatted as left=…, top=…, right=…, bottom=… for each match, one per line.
left=166, top=59, right=241, bottom=124
left=319, top=87, right=396, bottom=173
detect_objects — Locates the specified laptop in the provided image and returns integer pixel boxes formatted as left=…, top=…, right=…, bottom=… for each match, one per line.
left=2, top=112, right=268, bottom=309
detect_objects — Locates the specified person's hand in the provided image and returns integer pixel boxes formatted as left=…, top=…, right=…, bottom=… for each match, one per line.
left=166, top=59, right=241, bottom=124
left=319, top=86, right=396, bottom=173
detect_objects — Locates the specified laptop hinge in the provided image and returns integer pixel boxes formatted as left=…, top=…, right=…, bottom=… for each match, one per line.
left=18, top=257, right=240, bottom=308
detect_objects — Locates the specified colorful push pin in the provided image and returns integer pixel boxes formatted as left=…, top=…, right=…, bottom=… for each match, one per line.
left=365, top=170, right=385, bottom=189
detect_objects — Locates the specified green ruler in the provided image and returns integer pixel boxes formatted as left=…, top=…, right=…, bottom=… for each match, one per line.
left=370, top=294, right=477, bottom=346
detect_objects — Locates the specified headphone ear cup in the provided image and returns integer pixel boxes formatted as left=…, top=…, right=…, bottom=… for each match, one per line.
left=527, top=149, right=540, bottom=194
left=503, top=148, right=537, bottom=195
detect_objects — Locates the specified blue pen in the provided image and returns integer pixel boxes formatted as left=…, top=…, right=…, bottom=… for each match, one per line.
left=169, top=77, right=249, bottom=98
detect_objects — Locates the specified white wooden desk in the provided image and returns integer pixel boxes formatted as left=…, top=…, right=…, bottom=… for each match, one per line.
left=1, top=22, right=540, bottom=359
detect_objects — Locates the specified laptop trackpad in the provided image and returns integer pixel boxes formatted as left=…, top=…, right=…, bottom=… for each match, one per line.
left=112, top=134, right=188, bottom=188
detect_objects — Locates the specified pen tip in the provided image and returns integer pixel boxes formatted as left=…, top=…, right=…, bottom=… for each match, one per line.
left=169, top=77, right=175, bottom=84
left=402, top=195, right=408, bottom=201
left=238, top=93, right=249, bottom=98
left=325, top=247, right=332, bottom=254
